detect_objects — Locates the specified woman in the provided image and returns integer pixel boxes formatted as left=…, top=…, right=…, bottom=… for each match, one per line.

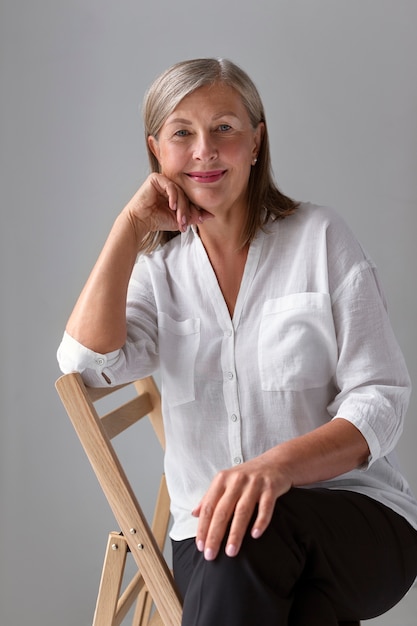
left=58, top=58, right=417, bottom=625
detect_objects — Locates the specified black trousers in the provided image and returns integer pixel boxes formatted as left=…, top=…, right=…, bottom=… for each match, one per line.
left=172, top=488, right=417, bottom=625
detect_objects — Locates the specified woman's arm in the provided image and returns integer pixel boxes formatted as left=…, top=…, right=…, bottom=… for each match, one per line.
left=193, top=418, right=369, bottom=561
left=65, top=174, right=212, bottom=353
left=66, top=211, right=141, bottom=353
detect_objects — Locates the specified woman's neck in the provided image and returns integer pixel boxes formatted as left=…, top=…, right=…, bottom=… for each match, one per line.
left=198, top=222, right=249, bottom=318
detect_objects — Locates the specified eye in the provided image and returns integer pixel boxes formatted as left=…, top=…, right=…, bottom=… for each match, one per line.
left=217, top=124, right=232, bottom=132
left=174, top=129, right=189, bottom=137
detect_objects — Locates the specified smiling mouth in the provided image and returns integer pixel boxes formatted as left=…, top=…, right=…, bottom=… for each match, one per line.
left=186, top=170, right=226, bottom=183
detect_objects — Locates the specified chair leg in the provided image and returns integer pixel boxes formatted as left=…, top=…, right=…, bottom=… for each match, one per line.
left=93, top=533, right=128, bottom=626
left=148, top=611, right=164, bottom=626
left=132, top=587, right=153, bottom=626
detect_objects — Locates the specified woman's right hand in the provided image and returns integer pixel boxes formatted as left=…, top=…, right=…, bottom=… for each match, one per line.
left=123, top=173, right=213, bottom=243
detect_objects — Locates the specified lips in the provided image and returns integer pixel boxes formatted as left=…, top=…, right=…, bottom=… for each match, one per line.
left=186, top=170, right=226, bottom=183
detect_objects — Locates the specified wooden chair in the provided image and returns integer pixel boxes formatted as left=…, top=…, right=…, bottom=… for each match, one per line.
left=56, top=372, right=182, bottom=626
left=56, top=371, right=360, bottom=626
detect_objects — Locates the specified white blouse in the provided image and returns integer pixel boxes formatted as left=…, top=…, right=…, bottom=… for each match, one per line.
left=58, top=203, right=417, bottom=540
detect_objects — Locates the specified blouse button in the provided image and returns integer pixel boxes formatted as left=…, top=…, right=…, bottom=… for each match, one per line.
left=231, top=414, right=238, bottom=422
left=226, top=371, right=234, bottom=380
left=95, top=357, right=105, bottom=366
left=233, top=457, right=242, bottom=465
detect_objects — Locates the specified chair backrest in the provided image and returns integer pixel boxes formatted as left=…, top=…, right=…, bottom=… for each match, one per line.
left=55, top=372, right=182, bottom=626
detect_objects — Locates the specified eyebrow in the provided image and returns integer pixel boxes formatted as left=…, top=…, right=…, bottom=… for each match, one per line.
left=165, top=111, right=240, bottom=126
left=165, top=117, right=193, bottom=126
left=212, top=111, right=240, bottom=120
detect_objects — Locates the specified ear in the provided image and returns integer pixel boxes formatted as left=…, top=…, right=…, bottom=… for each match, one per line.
left=147, top=135, right=160, bottom=162
left=252, top=121, right=264, bottom=160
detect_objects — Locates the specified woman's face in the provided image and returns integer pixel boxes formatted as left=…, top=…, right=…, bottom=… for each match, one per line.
left=148, top=83, right=263, bottom=218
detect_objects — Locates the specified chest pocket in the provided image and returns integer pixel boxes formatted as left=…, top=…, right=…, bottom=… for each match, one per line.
left=158, top=312, right=200, bottom=406
left=258, top=292, right=337, bottom=392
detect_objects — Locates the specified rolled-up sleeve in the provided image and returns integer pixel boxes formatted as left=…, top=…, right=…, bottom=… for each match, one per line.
left=56, top=331, right=123, bottom=386
left=328, top=261, right=411, bottom=467
left=57, top=258, right=160, bottom=387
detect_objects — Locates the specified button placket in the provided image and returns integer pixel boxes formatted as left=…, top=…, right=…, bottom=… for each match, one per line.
left=221, top=325, right=244, bottom=467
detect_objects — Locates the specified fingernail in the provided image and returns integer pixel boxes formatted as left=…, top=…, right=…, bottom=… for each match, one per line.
left=204, top=548, right=215, bottom=561
left=226, top=544, right=237, bottom=557
left=199, top=213, right=214, bottom=223
left=197, top=540, right=204, bottom=552
left=251, top=528, right=261, bottom=539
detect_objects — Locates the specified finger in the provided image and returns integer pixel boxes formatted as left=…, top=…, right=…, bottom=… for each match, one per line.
left=194, top=500, right=215, bottom=554
left=161, top=181, right=181, bottom=219
left=223, top=492, right=259, bottom=557
left=194, top=478, right=229, bottom=557
left=156, top=180, right=188, bottom=232
left=175, top=197, right=216, bottom=231
left=200, top=493, right=238, bottom=561
left=188, top=204, right=215, bottom=225
left=194, top=488, right=225, bottom=550
left=191, top=503, right=201, bottom=518
left=170, top=185, right=191, bottom=232
left=250, top=489, right=277, bottom=540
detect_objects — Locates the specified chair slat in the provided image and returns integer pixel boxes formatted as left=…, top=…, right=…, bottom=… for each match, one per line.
left=100, top=394, right=153, bottom=439
left=87, top=383, right=130, bottom=402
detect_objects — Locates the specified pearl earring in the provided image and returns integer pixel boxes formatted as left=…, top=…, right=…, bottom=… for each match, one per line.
left=252, top=157, right=258, bottom=166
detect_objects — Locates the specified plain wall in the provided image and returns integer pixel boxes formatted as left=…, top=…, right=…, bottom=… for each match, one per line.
left=1, top=1, right=417, bottom=624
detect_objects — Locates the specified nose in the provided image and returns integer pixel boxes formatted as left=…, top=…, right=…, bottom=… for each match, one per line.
left=193, top=132, right=218, bottom=161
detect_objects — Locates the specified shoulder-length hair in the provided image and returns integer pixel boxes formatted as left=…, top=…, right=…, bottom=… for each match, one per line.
left=141, top=58, right=299, bottom=252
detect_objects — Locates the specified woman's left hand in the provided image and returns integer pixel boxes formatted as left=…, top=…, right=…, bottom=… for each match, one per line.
left=192, top=450, right=292, bottom=561
left=192, top=419, right=370, bottom=561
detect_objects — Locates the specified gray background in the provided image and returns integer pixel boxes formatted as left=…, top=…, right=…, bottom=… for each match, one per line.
left=1, top=1, right=416, bottom=624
